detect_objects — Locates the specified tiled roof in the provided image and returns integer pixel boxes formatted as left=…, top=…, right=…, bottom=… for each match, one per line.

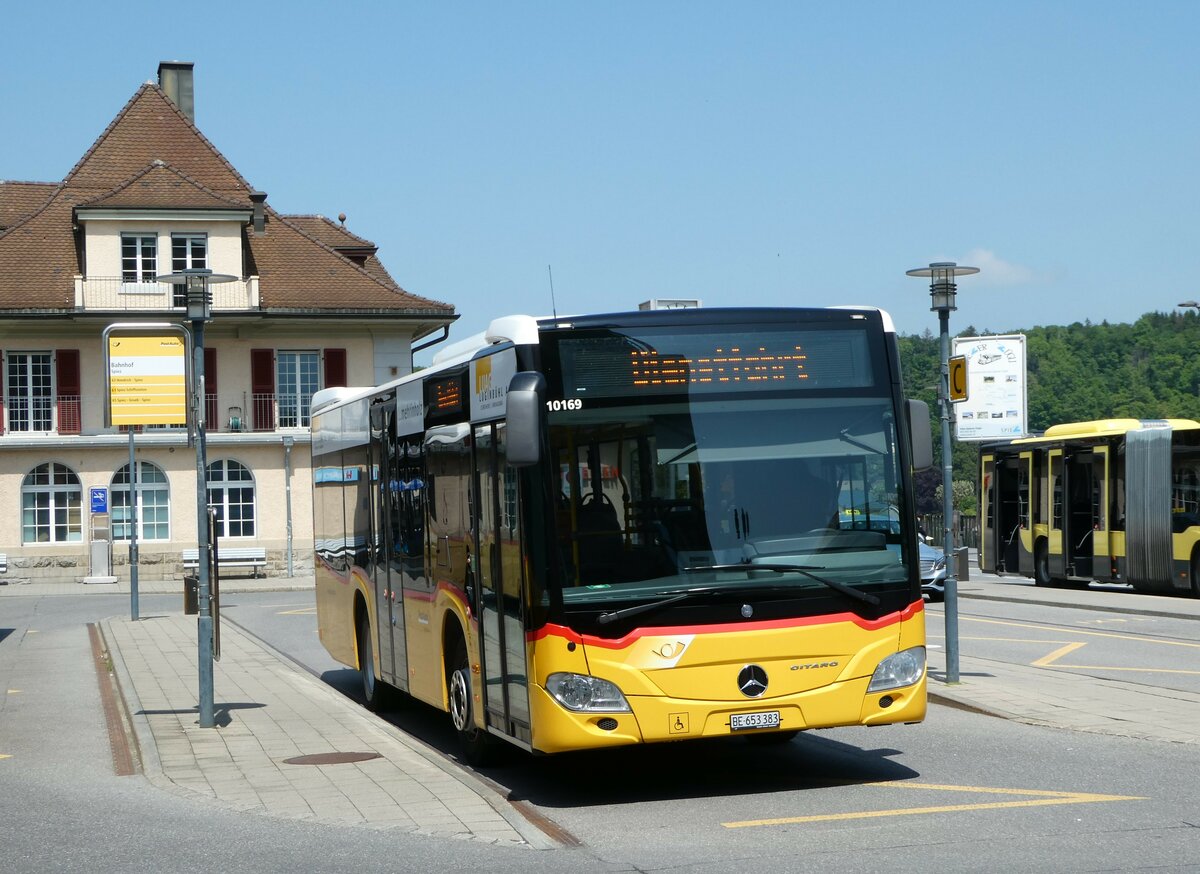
left=0, top=82, right=454, bottom=317
left=252, top=212, right=451, bottom=311
left=77, top=162, right=250, bottom=211
left=284, top=215, right=376, bottom=250
left=62, top=84, right=251, bottom=194
left=0, top=181, right=57, bottom=231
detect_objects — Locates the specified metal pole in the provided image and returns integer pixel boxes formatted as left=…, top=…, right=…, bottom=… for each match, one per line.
left=129, top=429, right=139, bottom=621
left=939, top=308, right=960, bottom=683
left=284, top=438, right=294, bottom=578
left=193, top=315, right=214, bottom=728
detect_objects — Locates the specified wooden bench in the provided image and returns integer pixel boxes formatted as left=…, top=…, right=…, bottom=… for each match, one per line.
left=182, top=547, right=267, bottom=578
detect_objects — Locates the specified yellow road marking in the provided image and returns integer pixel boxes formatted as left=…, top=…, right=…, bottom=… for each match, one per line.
left=279, top=607, right=317, bottom=615
left=7, top=689, right=21, bottom=694
left=723, top=782, right=1144, bottom=828
left=1032, top=641, right=1087, bottom=667
left=0, top=754, right=10, bottom=760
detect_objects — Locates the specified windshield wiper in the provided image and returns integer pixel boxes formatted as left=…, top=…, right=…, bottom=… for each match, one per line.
left=683, top=563, right=881, bottom=607
left=597, top=592, right=691, bottom=625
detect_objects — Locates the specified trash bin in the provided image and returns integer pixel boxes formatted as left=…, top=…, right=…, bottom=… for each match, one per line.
left=183, top=574, right=198, bottom=615
left=955, top=546, right=970, bottom=582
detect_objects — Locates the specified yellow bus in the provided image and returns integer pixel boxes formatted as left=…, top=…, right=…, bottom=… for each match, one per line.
left=311, top=307, right=933, bottom=762
left=980, top=418, right=1200, bottom=596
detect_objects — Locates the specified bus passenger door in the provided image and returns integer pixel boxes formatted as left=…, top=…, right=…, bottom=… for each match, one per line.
left=369, top=404, right=401, bottom=688
left=980, top=452, right=997, bottom=572
left=995, top=454, right=1022, bottom=574
left=473, top=423, right=531, bottom=743
left=1064, top=450, right=1095, bottom=579
left=1049, top=450, right=1067, bottom=579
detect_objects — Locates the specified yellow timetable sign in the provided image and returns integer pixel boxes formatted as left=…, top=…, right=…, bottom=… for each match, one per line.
left=108, top=334, right=187, bottom=426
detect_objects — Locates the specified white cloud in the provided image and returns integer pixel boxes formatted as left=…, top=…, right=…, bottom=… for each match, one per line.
left=957, top=248, right=1038, bottom=286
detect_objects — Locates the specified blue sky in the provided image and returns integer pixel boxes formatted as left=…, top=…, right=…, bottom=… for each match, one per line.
left=4, top=2, right=1198, bottom=363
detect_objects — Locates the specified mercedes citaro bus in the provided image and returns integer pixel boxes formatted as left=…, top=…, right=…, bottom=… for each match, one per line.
left=311, top=307, right=933, bottom=762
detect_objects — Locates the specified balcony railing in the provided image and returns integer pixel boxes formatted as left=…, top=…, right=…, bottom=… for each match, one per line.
left=2, top=393, right=308, bottom=436
left=74, top=276, right=260, bottom=311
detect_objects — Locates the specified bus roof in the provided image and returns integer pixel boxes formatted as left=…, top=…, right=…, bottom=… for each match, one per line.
left=312, top=305, right=899, bottom=418
left=1006, top=418, right=1200, bottom=446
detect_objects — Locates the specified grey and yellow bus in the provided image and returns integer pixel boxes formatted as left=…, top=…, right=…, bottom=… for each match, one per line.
left=980, top=418, right=1200, bottom=596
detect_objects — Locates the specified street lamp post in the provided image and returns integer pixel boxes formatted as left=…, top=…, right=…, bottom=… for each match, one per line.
left=157, top=268, right=235, bottom=728
left=906, top=261, right=979, bottom=684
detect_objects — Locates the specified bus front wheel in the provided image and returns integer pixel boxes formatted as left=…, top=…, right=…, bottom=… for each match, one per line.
left=448, top=638, right=494, bottom=766
left=1034, top=542, right=1053, bottom=587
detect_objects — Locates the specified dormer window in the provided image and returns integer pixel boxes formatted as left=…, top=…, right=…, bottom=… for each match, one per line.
left=121, top=233, right=158, bottom=284
left=171, top=233, right=207, bottom=305
left=172, top=233, right=207, bottom=271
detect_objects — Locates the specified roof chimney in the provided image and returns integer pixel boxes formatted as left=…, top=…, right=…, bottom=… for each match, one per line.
left=249, top=191, right=268, bottom=234
left=157, top=61, right=195, bottom=123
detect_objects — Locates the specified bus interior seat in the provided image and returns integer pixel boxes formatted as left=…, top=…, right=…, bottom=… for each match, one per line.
left=575, top=492, right=624, bottom=582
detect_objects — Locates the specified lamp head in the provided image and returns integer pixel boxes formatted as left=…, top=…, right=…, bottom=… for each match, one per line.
left=905, top=261, right=979, bottom=314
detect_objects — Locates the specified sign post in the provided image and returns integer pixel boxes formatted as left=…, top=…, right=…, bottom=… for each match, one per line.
left=104, top=324, right=190, bottom=620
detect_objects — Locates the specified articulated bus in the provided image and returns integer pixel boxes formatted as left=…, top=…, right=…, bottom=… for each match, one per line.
left=980, top=418, right=1200, bottom=596
left=311, top=307, right=933, bottom=761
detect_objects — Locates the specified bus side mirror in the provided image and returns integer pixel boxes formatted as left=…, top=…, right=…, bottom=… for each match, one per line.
left=507, top=371, right=545, bottom=467
left=908, top=399, right=933, bottom=471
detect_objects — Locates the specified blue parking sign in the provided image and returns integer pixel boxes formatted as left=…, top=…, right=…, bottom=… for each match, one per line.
left=90, top=487, right=108, bottom=514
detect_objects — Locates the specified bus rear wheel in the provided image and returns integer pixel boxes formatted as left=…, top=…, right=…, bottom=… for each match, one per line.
left=448, top=638, right=494, bottom=766
left=1034, top=542, right=1053, bottom=587
left=1191, top=552, right=1200, bottom=599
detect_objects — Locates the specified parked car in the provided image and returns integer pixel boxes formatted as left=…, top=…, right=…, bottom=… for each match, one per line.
left=919, top=541, right=947, bottom=601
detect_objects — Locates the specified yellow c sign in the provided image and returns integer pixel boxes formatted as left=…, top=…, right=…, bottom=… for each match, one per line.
left=949, top=355, right=968, bottom=402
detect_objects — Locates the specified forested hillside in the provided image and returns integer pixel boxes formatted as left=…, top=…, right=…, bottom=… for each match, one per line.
left=898, top=310, right=1200, bottom=514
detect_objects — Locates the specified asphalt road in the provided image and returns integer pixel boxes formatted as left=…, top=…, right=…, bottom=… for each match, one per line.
left=221, top=588, right=1200, bottom=872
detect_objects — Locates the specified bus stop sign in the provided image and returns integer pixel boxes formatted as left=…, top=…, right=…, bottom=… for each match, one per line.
left=949, top=355, right=968, bottom=402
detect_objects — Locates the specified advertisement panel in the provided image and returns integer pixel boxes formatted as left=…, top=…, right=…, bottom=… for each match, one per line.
left=952, top=334, right=1028, bottom=441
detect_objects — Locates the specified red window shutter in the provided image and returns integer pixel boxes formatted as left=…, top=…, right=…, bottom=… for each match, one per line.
left=250, top=348, right=275, bottom=431
left=204, top=348, right=218, bottom=429
left=323, top=348, right=347, bottom=388
left=56, top=349, right=81, bottom=434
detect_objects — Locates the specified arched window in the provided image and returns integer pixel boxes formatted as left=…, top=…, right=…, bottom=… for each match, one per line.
left=112, top=461, right=170, bottom=541
left=207, top=459, right=256, bottom=538
left=21, top=462, right=83, bottom=543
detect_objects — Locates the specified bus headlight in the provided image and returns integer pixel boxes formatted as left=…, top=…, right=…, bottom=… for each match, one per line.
left=867, top=646, right=926, bottom=692
left=545, top=672, right=632, bottom=712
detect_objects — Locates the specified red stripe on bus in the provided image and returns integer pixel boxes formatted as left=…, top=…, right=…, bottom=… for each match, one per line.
left=529, top=600, right=922, bottom=648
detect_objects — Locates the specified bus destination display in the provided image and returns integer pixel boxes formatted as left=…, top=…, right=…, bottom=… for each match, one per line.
left=424, top=372, right=466, bottom=424
left=553, top=329, right=874, bottom=399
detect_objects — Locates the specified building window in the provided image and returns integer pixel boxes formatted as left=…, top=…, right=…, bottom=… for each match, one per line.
left=277, top=351, right=320, bottom=428
left=121, top=233, right=158, bottom=283
left=171, top=233, right=207, bottom=272
left=6, top=352, right=53, bottom=432
left=112, top=461, right=170, bottom=541
left=21, top=462, right=83, bottom=544
left=207, top=459, right=255, bottom=538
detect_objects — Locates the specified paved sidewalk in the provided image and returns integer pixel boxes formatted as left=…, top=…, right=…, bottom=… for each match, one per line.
left=99, top=611, right=553, bottom=848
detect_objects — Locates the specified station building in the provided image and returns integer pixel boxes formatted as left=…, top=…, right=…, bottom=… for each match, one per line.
left=0, top=62, right=456, bottom=583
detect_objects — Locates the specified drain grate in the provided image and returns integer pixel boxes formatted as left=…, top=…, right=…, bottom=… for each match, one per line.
left=283, top=751, right=382, bottom=766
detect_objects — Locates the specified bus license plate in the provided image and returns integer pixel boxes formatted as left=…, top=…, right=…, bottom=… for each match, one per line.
left=730, top=710, right=781, bottom=731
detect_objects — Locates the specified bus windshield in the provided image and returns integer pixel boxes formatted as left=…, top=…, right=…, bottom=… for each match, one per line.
left=541, top=321, right=915, bottom=611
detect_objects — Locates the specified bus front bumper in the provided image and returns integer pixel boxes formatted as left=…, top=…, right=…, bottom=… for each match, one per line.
left=528, top=672, right=927, bottom=755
